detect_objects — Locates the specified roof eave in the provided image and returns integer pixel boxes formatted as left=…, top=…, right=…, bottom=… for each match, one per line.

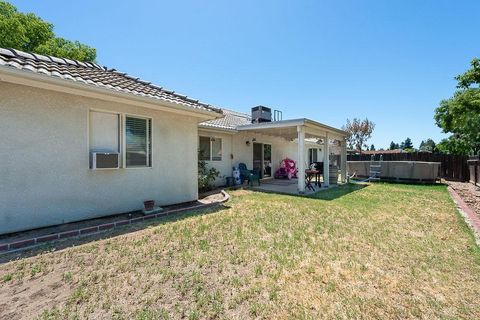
left=0, top=65, right=223, bottom=120
left=235, top=118, right=347, bottom=139
left=198, top=124, right=238, bottom=134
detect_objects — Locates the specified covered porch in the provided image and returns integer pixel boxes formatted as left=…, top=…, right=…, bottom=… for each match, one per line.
left=237, top=118, right=348, bottom=194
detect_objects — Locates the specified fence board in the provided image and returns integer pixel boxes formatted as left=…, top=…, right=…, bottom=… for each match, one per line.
left=347, top=153, right=470, bottom=181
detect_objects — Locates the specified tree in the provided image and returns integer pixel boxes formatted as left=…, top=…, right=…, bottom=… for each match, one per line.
left=0, top=1, right=96, bottom=62
left=435, top=88, right=480, bottom=155
left=369, top=144, right=375, bottom=151
left=389, top=141, right=399, bottom=150
left=419, top=139, right=436, bottom=152
left=342, top=118, right=375, bottom=152
left=403, top=137, right=413, bottom=150
left=436, top=135, right=471, bottom=155
left=434, top=58, right=480, bottom=155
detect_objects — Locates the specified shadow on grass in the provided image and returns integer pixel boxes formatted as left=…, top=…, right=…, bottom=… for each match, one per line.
left=243, top=183, right=368, bottom=201
left=307, top=183, right=368, bottom=201
left=0, top=203, right=230, bottom=264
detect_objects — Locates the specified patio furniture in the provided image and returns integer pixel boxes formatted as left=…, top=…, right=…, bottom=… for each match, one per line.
left=305, top=169, right=319, bottom=191
left=274, top=158, right=298, bottom=179
left=239, top=163, right=260, bottom=186
left=311, top=161, right=323, bottom=186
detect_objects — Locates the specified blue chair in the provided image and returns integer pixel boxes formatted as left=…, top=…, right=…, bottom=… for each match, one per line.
left=238, top=163, right=260, bottom=186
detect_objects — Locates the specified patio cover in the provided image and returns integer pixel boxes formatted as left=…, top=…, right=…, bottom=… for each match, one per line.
left=237, top=118, right=348, bottom=193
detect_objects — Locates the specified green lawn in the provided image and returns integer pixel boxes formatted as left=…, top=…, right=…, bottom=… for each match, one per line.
left=1, top=183, right=480, bottom=319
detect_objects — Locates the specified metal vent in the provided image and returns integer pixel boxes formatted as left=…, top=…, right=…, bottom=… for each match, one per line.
left=251, top=106, right=272, bottom=123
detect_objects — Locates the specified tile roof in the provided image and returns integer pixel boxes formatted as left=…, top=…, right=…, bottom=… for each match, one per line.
left=0, top=48, right=220, bottom=113
left=199, top=109, right=251, bottom=130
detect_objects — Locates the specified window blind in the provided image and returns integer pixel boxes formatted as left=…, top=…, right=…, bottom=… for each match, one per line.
left=126, top=116, right=150, bottom=167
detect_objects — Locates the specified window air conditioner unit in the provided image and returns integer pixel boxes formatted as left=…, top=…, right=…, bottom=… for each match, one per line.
left=90, top=152, right=120, bottom=169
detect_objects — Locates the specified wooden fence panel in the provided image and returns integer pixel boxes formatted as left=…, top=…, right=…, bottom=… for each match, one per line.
left=347, top=152, right=470, bottom=181
left=468, top=158, right=480, bottom=185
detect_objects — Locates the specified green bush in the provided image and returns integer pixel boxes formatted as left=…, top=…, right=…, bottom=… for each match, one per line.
left=198, top=150, right=220, bottom=192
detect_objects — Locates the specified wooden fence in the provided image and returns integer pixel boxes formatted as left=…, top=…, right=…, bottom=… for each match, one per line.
left=347, top=153, right=470, bottom=181
left=468, top=157, right=480, bottom=186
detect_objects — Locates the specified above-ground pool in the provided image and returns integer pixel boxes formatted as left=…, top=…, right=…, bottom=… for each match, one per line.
left=347, top=161, right=441, bottom=183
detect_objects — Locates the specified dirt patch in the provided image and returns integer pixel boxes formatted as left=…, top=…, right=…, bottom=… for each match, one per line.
left=0, top=268, right=72, bottom=319
left=447, top=181, right=480, bottom=217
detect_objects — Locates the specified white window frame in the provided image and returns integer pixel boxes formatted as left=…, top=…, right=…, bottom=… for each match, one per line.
left=199, top=135, right=222, bottom=161
left=88, top=109, right=153, bottom=169
left=123, top=114, right=152, bottom=169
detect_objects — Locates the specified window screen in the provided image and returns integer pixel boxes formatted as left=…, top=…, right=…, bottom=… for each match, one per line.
left=89, top=111, right=119, bottom=152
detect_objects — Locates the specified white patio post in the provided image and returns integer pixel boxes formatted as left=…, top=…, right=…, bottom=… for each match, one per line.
left=323, top=132, right=330, bottom=187
left=297, top=125, right=305, bottom=193
left=341, top=138, right=347, bottom=183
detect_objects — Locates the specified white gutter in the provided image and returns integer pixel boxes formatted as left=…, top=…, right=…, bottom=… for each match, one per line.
left=0, top=65, right=223, bottom=121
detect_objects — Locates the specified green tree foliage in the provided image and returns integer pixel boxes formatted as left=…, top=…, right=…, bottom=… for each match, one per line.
left=455, top=58, right=480, bottom=89
left=342, top=118, right=375, bottom=152
left=436, top=135, right=472, bottom=155
left=369, top=144, right=375, bottom=151
left=419, top=138, right=436, bottom=152
left=434, top=59, right=480, bottom=155
left=403, top=137, right=413, bottom=150
left=389, top=141, right=399, bottom=150
left=0, top=1, right=96, bottom=62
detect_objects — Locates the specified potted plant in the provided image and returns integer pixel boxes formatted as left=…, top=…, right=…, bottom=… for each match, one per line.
left=143, top=200, right=155, bottom=211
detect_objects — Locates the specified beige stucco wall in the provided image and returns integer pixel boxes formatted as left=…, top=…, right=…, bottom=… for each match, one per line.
left=199, top=128, right=325, bottom=185
left=0, top=82, right=199, bottom=234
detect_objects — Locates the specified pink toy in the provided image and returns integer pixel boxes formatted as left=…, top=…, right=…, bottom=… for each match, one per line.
left=274, top=158, right=298, bottom=179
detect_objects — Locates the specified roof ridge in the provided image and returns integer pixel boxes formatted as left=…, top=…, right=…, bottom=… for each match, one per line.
left=0, top=47, right=105, bottom=70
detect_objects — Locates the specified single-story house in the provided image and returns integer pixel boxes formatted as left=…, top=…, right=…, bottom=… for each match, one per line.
left=198, top=108, right=348, bottom=189
left=0, top=48, right=347, bottom=235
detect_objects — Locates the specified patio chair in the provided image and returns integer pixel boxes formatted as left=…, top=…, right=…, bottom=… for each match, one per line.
left=238, top=163, right=260, bottom=186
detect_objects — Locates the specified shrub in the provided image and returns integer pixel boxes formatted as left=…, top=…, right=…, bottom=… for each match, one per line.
left=198, top=150, right=220, bottom=192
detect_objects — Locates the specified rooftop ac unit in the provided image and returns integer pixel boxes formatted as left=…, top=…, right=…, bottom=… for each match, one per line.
left=90, top=152, right=120, bottom=169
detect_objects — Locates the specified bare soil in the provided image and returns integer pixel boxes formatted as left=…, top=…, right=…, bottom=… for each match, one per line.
left=447, top=181, right=480, bottom=217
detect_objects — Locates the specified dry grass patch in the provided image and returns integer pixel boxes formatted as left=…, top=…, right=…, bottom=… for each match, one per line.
left=1, top=183, right=480, bottom=319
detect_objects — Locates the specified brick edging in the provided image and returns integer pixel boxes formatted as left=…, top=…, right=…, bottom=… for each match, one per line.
left=447, top=186, right=480, bottom=244
left=0, top=190, right=230, bottom=254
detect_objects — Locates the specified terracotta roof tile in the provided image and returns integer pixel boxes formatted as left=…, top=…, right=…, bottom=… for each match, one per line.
left=0, top=47, right=220, bottom=113
left=200, top=109, right=251, bottom=130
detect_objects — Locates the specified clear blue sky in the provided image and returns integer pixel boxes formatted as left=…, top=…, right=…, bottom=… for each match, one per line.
left=9, top=0, right=480, bottom=149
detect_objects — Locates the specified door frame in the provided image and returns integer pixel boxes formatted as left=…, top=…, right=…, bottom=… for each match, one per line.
left=252, top=142, right=273, bottom=179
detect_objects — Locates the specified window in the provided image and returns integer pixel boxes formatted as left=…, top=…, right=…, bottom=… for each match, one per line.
left=125, top=116, right=152, bottom=167
left=199, top=136, right=222, bottom=161
left=308, top=148, right=318, bottom=164
left=211, top=138, right=222, bottom=161
left=199, top=136, right=211, bottom=161
left=89, top=111, right=120, bottom=153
